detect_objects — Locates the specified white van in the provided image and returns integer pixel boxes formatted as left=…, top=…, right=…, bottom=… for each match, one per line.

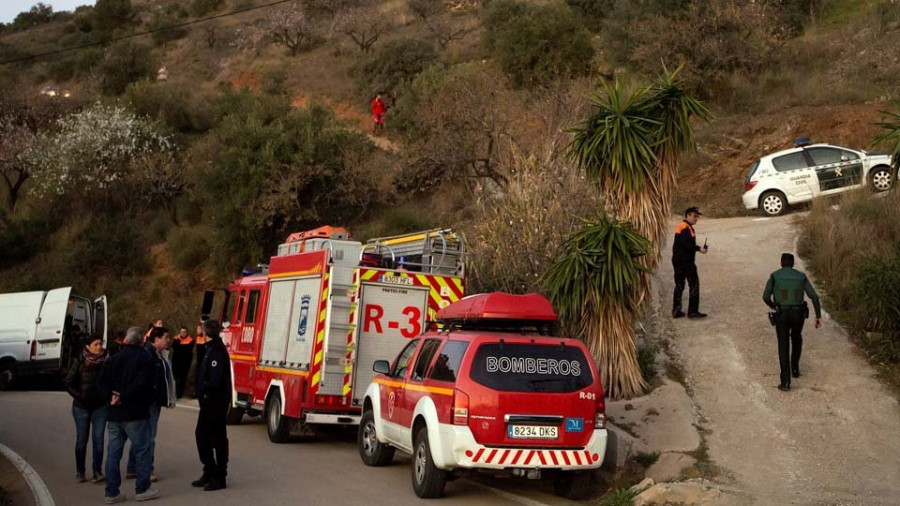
left=0, top=288, right=107, bottom=389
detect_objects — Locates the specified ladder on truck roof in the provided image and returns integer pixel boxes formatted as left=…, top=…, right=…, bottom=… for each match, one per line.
left=363, top=228, right=465, bottom=277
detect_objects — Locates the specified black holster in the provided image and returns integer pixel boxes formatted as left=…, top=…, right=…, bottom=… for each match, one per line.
left=802, top=301, right=810, bottom=319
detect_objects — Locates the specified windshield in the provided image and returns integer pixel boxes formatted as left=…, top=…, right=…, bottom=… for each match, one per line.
left=469, top=342, right=593, bottom=393
left=745, top=160, right=761, bottom=183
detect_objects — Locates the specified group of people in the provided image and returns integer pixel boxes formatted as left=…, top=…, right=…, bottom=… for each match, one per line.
left=671, top=206, right=822, bottom=392
left=64, top=319, right=232, bottom=503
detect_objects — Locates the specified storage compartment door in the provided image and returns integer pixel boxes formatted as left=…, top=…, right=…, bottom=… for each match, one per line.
left=284, top=277, right=322, bottom=369
left=34, top=287, right=72, bottom=364
left=351, top=283, right=429, bottom=404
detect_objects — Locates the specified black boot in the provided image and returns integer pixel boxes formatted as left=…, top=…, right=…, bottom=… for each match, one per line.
left=191, top=473, right=210, bottom=488
left=203, top=476, right=226, bottom=491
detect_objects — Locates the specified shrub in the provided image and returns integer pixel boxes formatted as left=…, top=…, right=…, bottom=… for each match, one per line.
left=94, top=0, right=134, bottom=34
left=98, top=42, right=154, bottom=95
left=66, top=216, right=151, bottom=277
left=191, top=0, right=226, bottom=17
left=125, top=80, right=212, bottom=134
left=168, top=226, right=210, bottom=271
left=483, top=0, right=594, bottom=88
left=150, top=11, right=188, bottom=45
left=849, top=254, right=900, bottom=363
left=0, top=217, right=54, bottom=269
left=357, top=38, right=437, bottom=99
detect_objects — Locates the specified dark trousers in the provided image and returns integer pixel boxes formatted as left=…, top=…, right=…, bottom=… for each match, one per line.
left=196, top=404, right=229, bottom=480
left=173, top=348, right=192, bottom=398
left=775, top=308, right=805, bottom=386
left=673, top=263, right=700, bottom=314
left=72, top=404, right=108, bottom=475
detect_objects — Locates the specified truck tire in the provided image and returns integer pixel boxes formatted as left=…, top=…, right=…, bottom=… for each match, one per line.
left=225, top=404, right=245, bottom=425
left=411, top=426, right=448, bottom=498
left=358, top=410, right=394, bottom=466
left=553, top=469, right=601, bottom=500
left=760, top=191, right=787, bottom=216
left=0, top=362, right=15, bottom=391
left=869, top=165, right=893, bottom=192
left=266, top=394, right=291, bottom=443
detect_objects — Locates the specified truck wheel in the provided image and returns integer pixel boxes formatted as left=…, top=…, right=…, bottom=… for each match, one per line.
left=553, top=469, right=601, bottom=500
left=0, top=362, right=15, bottom=391
left=760, top=191, right=786, bottom=216
left=266, top=394, right=291, bottom=443
left=869, top=166, right=893, bottom=192
left=358, top=410, right=394, bottom=466
left=225, top=405, right=245, bottom=425
left=411, top=426, right=447, bottom=498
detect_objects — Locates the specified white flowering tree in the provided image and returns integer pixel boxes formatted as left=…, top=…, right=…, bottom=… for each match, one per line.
left=31, top=103, right=171, bottom=197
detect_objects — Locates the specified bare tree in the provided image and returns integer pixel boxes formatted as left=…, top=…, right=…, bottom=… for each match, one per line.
left=406, top=0, right=472, bottom=50
left=0, top=115, right=39, bottom=214
left=268, top=2, right=320, bottom=56
left=335, top=4, right=392, bottom=53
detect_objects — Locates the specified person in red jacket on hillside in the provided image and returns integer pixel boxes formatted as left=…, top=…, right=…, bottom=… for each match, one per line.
left=371, top=93, right=387, bottom=133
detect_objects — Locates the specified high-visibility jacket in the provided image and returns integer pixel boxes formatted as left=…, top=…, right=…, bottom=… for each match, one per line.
left=195, top=333, right=209, bottom=346
left=173, top=334, right=194, bottom=346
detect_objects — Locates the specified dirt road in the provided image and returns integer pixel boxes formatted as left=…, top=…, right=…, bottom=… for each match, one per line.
left=656, top=214, right=900, bottom=505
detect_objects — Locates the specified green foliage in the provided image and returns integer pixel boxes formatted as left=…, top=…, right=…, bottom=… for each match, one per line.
left=0, top=217, right=55, bottom=269
left=873, top=108, right=900, bottom=172
left=94, top=0, right=134, bottom=34
left=596, top=488, right=638, bottom=506
left=168, top=226, right=210, bottom=271
left=150, top=11, right=188, bottom=46
left=483, top=0, right=594, bottom=88
left=850, top=254, right=900, bottom=363
left=191, top=0, right=226, bottom=17
left=637, top=343, right=658, bottom=383
left=125, top=80, right=212, bottom=135
left=66, top=216, right=151, bottom=277
left=541, top=216, right=650, bottom=322
left=357, top=38, right=437, bottom=98
left=11, top=3, right=71, bottom=31
left=564, top=0, right=614, bottom=32
left=98, top=42, right=154, bottom=95
left=196, top=91, right=384, bottom=274
left=356, top=207, right=435, bottom=242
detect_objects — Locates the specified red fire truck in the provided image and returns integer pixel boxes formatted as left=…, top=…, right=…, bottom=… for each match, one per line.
left=201, top=226, right=465, bottom=442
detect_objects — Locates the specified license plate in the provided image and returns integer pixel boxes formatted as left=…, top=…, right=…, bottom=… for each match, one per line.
left=508, top=425, right=558, bottom=439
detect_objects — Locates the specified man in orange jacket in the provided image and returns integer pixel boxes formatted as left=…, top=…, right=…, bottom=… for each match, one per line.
left=172, top=328, right=194, bottom=399
left=672, top=207, right=709, bottom=319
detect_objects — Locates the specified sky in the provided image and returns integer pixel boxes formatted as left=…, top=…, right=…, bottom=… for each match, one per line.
left=1, top=1, right=95, bottom=24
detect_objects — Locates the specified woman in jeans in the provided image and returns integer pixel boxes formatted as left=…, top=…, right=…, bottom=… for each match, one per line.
left=65, top=336, right=110, bottom=483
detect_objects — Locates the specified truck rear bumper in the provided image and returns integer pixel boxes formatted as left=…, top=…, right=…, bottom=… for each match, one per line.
left=304, top=412, right=361, bottom=425
left=433, top=424, right=607, bottom=471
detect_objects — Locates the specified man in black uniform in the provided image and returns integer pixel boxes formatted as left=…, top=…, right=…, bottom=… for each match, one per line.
left=192, top=319, right=231, bottom=491
left=672, top=207, right=709, bottom=319
left=763, top=253, right=822, bottom=391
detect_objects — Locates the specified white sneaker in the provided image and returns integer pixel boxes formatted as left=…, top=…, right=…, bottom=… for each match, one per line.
left=104, top=495, right=126, bottom=504
left=135, top=488, right=160, bottom=502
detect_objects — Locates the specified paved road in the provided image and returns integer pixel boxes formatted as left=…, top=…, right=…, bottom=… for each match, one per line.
left=0, top=391, right=575, bottom=506
left=657, top=214, right=900, bottom=505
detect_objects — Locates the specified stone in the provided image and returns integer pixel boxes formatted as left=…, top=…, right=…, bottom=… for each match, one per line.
left=646, top=452, right=698, bottom=482
left=633, top=482, right=724, bottom=506
left=629, top=477, right=655, bottom=494
left=603, top=423, right=636, bottom=470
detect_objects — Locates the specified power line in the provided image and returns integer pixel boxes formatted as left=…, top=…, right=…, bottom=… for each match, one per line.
left=0, top=0, right=294, bottom=65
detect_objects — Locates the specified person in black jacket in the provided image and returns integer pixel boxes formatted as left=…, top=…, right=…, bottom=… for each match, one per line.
left=98, top=326, right=160, bottom=503
left=672, top=207, right=709, bottom=319
left=65, top=336, right=109, bottom=483
left=192, top=319, right=232, bottom=492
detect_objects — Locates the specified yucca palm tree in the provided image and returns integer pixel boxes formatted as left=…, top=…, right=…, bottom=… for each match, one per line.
left=541, top=217, right=651, bottom=398
left=873, top=108, right=900, bottom=173
left=555, top=67, right=708, bottom=399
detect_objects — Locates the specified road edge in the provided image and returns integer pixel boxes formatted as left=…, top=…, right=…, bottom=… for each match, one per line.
left=0, top=443, right=55, bottom=506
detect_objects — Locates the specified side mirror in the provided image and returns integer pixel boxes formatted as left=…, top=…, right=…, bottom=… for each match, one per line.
left=201, top=290, right=215, bottom=320
left=373, top=360, right=390, bottom=375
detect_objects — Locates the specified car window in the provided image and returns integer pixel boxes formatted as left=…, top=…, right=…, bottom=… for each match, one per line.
left=806, top=147, right=843, bottom=166
left=469, top=342, right=593, bottom=393
left=772, top=152, right=809, bottom=172
left=245, top=290, right=260, bottom=324
left=841, top=149, right=860, bottom=161
left=390, top=339, right=420, bottom=378
left=430, top=341, right=468, bottom=383
left=411, top=339, right=441, bottom=382
left=745, top=160, right=760, bottom=183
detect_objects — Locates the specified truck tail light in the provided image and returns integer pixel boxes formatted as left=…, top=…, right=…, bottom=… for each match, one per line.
left=452, top=389, right=469, bottom=426
left=595, top=396, right=606, bottom=429
left=30, top=340, right=37, bottom=359
left=744, top=180, right=758, bottom=192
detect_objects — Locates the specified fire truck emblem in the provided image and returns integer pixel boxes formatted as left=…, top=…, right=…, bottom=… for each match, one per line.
left=297, top=295, right=311, bottom=341
left=388, top=391, right=396, bottom=418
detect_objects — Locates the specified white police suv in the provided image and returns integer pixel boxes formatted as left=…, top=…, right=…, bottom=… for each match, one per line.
left=742, top=139, right=894, bottom=216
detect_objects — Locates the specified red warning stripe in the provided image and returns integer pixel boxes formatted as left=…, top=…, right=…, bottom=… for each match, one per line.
left=549, top=451, right=559, bottom=466
left=486, top=449, right=497, bottom=464
left=498, top=450, right=510, bottom=465
left=561, top=452, right=571, bottom=466
left=510, top=450, right=523, bottom=465
left=584, top=450, right=593, bottom=464
left=537, top=452, right=547, bottom=465
left=573, top=451, right=582, bottom=465
left=472, top=448, right=485, bottom=463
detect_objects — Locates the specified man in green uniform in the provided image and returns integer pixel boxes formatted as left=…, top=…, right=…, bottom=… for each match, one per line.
left=763, top=253, right=822, bottom=391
